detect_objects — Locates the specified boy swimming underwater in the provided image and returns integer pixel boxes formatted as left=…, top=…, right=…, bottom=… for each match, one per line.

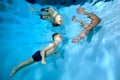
left=10, top=33, right=62, bottom=77
left=30, top=6, right=63, bottom=27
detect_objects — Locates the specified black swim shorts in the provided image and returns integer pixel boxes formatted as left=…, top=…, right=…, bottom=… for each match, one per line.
left=32, top=51, right=42, bottom=62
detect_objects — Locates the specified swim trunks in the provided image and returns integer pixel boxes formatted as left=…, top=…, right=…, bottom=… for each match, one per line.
left=32, top=51, right=42, bottom=62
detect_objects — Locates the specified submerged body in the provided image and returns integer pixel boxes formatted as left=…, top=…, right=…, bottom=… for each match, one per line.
left=40, top=7, right=62, bottom=27
left=10, top=33, right=62, bottom=77
left=72, top=7, right=101, bottom=43
left=30, top=6, right=62, bottom=27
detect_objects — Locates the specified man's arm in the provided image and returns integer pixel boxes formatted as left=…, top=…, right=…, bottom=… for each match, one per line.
left=79, top=20, right=88, bottom=29
left=41, top=43, right=54, bottom=64
left=72, top=16, right=88, bottom=28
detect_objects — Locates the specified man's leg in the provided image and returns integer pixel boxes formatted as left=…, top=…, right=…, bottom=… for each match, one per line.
left=10, top=57, right=35, bottom=77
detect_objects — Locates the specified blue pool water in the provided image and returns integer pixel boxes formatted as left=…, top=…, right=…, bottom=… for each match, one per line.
left=0, top=0, right=120, bottom=80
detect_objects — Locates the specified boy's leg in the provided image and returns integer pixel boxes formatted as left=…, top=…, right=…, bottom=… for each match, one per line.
left=10, top=57, right=35, bottom=77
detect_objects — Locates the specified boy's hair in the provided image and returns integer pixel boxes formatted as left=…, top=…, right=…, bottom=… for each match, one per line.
left=52, top=22, right=60, bottom=27
left=39, top=14, right=46, bottom=20
left=52, top=33, right=59, bottom=41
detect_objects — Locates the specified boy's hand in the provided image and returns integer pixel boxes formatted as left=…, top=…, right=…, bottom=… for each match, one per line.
left=30, top=6, right=34, bottom=12
left=42, top=60, right=47, bottom=65
left=55, top=53, right=59, bottom=57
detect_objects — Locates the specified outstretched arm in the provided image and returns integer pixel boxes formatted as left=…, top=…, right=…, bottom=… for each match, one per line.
left=72, top=29, right=88, bottom=43
left=41, top=43, right=54, bottom=65
left=76, top=7, right=101, bottom=24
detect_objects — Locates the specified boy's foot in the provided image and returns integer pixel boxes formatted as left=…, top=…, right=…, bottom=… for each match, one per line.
left=10, top=67, right=17, bottom=77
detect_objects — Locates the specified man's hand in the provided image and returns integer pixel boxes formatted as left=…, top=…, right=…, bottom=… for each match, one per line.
left=41, top=60, right=47, bottom=65
left=72, top=38, right=80, bottom=43
left=76, top=7, right=85, bottom=14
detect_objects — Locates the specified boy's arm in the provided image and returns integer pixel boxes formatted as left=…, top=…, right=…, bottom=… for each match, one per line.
left=41, top=43, right=54, bottom=65
left=49, top=6, right=54, bottom=11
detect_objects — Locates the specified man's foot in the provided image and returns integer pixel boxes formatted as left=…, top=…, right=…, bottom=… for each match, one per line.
left=10, top=67, right=17, bottom=77
left=72, top=16, right=78, bottom=22
left=76, top=7, right=85, bottom=14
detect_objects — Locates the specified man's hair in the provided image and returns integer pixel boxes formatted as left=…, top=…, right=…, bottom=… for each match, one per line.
left=52, top=22, right=60, bottom=27
left=52, top=33, right=59, bottom=41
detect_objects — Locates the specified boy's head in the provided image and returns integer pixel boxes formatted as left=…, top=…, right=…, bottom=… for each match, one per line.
left=52, top=33, right=62, bottom=43
left=52, top=15, right=62, bottom=27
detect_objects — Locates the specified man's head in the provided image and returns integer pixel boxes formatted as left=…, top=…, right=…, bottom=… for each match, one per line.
left=52, top=33, right=62, bottom=43
left=52, top=15, right=62, bottom=27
